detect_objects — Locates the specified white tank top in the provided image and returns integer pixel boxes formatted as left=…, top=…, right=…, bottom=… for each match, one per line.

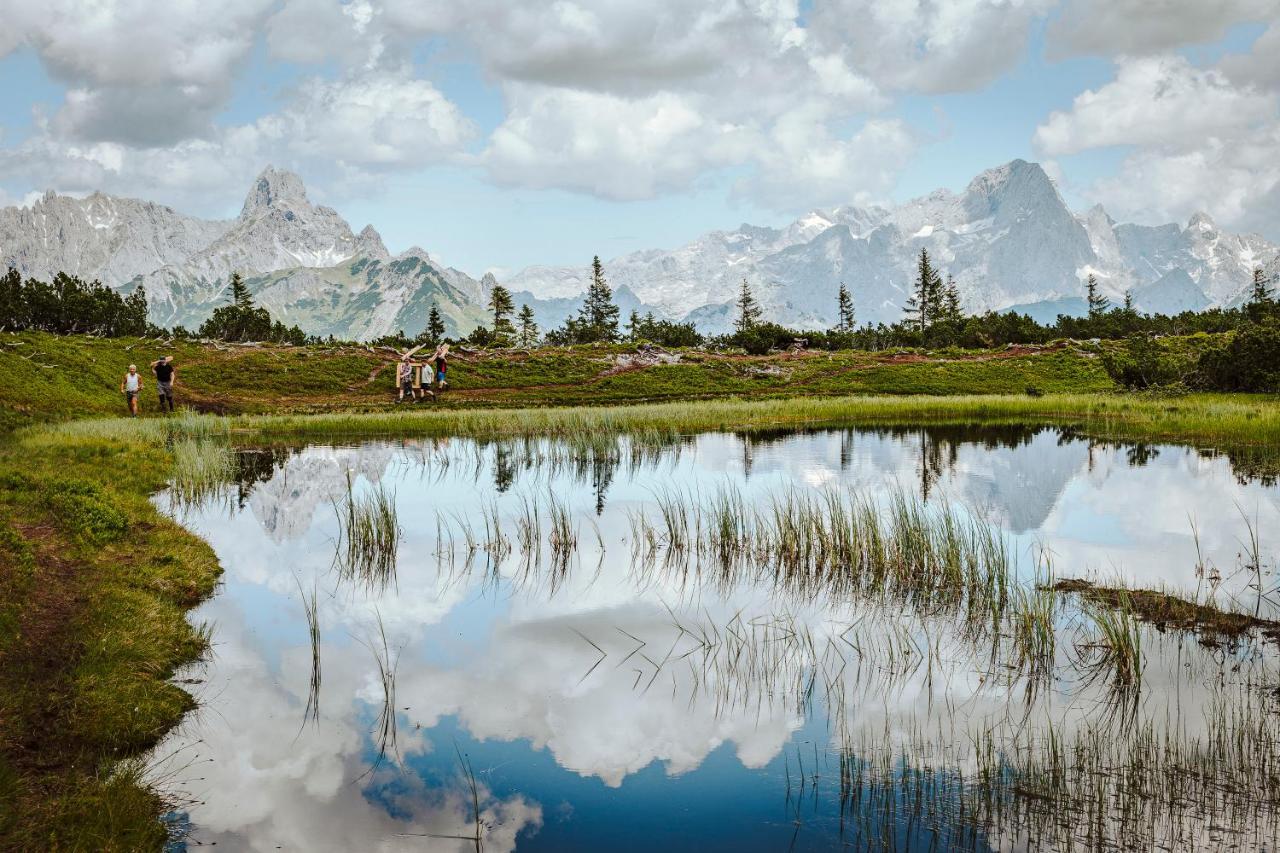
left=125, top=374, right=140, bottom=391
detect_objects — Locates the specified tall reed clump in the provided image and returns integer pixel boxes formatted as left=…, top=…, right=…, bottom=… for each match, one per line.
left=334, top=471, right=400, bottom=590
left=168, top=438, right=235, bottom=509
left=1081, top=595, right=1143, bottom=687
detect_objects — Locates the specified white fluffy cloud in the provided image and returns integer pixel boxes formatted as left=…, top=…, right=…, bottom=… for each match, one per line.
left=1033, top=53, right=1280, bottom=233
left=1047, top=0, right=1280, bottom=58
left=1034, top=56, right=1276, bottom=156
left=807, top=0, right=1057, bottom=94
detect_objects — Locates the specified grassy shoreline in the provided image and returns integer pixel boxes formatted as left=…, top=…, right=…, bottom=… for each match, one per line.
left=37, top=391, right=1280, bottom=450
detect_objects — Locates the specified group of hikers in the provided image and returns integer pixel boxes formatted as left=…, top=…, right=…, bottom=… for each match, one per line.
left=396, top=343, right=450, bottom=403
left=118, top=344, right=451, bottom=416
left=119, top=356, right=177, bottom=417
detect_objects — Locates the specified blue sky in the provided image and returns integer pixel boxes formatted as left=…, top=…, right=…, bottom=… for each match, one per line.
left=1, top=1, right=1277, bottom=275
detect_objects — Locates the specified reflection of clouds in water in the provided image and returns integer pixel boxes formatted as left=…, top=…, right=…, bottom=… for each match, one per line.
left=152, top=429, right=1280, bottom=849
left=152, top=604, right=542, bottom=852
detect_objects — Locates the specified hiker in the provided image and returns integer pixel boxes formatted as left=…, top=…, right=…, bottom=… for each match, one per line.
left=151, top=355, right=176, bottom=412
left=396, top=356, right=415, bottom=403
left=120, top=364, right=143, bottom=417
left=433, top=345, right=449, bottom=391
left=411, top=358, right=433, bottom=402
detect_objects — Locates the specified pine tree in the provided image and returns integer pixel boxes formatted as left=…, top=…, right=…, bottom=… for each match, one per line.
left=1086, top=274, right=1111, bottom=318
left=1249, top=267, right=1274, bottom=304
left=903, top=249, right=942, bottom=332
left=489, top=284, right=515, bottom=343
left=516, top=304, right=538, bottom=347
left=578, top=255, right=620, bottom=342
left=625, top=309, right=641, bottom=340
left=229, top=272, right=253, bottom=308
left=836, top=282, right=856, bottom=332
left=943, top=275, right=961, bottom=322
left=734, top=278, right=762, bottom=333
left=427, top=302, right=445, bottom=343
left=1123, top=290, right=1134, bottom=312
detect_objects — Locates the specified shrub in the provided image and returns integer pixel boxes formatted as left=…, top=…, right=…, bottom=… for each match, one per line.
left=1101, top=335, right=1187, bottom=390
left=1195, top=320, right=1280, bottom=392
left=42, top=479, right=128, bottom=543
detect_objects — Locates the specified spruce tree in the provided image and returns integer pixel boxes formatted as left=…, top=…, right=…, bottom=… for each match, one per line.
left=427, top=302, right=445, bottom=343
left=1086, top=274, right=1111, bottom=318
left=1123, top=290, right=1134, bottom=312
left=578, top=256, right=620, bottom=342
left=1249, top=267, right=1274, bottom=304
left=836, top=282, right=856, bottom=332
left=943, top=275, right=961, bottom=322
left=516, top=304, right=538, bottom=347
left=734, top=278, right=763, bottom=333
left=229, top=272, right=253, bottom=308
left=903, top=249, right=942, bottom=332
left=489, top=284, right=515, bottom=343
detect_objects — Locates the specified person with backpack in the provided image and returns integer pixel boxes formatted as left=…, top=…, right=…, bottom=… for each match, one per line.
left=151, top=356, right=177, bottom=412
left=120, top=364, right=143, bottom=417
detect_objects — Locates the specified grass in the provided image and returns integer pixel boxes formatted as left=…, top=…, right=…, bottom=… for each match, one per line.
left=334, top=472, right=400, bottom=591
left=0, top=426, right=221, bottom=849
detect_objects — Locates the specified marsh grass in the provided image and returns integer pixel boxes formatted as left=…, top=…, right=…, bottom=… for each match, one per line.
left=168, top=438, right=234, bottom=510
left=334, top=471, right=400, bottom=591
left=295, top=576, right=321, bottom=729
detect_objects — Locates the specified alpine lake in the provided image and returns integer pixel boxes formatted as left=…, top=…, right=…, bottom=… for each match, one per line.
left=149, top=423, right=1280, bottom=851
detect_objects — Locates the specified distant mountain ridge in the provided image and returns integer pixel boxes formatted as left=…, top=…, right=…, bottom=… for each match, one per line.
left=3, top=160, right=1277, bottom=340
left=505, top=160, right=1280, bottom=332
left=0, top=166, right=488, bottom=340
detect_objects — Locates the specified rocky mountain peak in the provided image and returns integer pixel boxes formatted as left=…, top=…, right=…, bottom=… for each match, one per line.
left=240, top=166, right=310, bottom=219
left=1186, top=211, right=1216, bottom=233
left=480, top=272, right=499, bottom=293
left=355, top=225, right=391, bottom=261
left=963, top=159, right=1063, bottom=219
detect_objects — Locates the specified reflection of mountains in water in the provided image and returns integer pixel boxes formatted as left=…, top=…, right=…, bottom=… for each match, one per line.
left=227, top=426, right=1279, bottom=541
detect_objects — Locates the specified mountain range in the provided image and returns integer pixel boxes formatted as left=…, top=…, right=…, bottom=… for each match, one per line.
left=2, top=160, right=1278, bottom=340
left=507, top=160, right=1280, bottom=332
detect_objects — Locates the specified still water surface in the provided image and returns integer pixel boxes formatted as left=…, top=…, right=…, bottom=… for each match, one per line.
left=152, top=426, right=1280, bottom=851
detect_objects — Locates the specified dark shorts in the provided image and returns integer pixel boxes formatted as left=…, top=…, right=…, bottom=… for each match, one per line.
left=126, top=390, right=139, bottom=400
left=400, top=380, right=414, bottom=391
left=158, top=381, right=173, bottom=396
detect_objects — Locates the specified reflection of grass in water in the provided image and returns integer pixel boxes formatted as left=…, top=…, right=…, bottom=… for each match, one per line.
left=334, top=471, right=400, bottom=591
left=295, top=576, right=321, bottom=730
left=831, top=688, right=1280, bottom=850
left=358, top=613, right=399, bottom=778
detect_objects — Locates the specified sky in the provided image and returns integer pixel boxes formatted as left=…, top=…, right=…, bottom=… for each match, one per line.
left=0, top=0, right=1278, bottom=276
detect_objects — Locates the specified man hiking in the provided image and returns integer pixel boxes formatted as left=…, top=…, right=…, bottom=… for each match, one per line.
left=121, top=364, right=143, bottom=417
left=152, top=355, right=177, bottom=412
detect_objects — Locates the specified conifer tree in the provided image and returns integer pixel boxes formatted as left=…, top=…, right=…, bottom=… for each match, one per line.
left=427, top=302, right=446, bottom=342
left=625, top=309, right=641, bottom=340
left=1086, top=274, right=1111, bottom=318
left=229, top=272, right=253, bottom=308
left=1249, top=267, right=1274, bottom=304
left=943, top=275, right=961, bottom=322
left=516, top=304, right=538, bottom=347
left=836, top=282, right=856, bottom=332
left=903, top=249, right=942, bottom=332
left=734, top=278, right=763, bottom=333
left=578, top=255, right=620, bottom=342
left=489, top=284, right=515, bottom=343
left=1123, top=290, right=1134, bottom=312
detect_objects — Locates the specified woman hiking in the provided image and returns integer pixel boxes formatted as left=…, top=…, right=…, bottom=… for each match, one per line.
left=120, top=364, right=143, bottom=417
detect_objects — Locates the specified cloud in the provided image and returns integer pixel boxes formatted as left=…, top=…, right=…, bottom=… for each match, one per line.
left=3, top=0, right=275, bottom=146
left=1034, top=55, right=1275, bottom=157
left=807, top=0, right=1056, bottom=94
left=1046, top=0, right=1280, bottom=58
left=1221, top=22, right=1280, bottom=89
left=1033, top=54, right=1280, bottom=233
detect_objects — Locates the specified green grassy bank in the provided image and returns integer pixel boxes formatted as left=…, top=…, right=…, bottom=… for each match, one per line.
left=1, top=330, right=1118, bottom=429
